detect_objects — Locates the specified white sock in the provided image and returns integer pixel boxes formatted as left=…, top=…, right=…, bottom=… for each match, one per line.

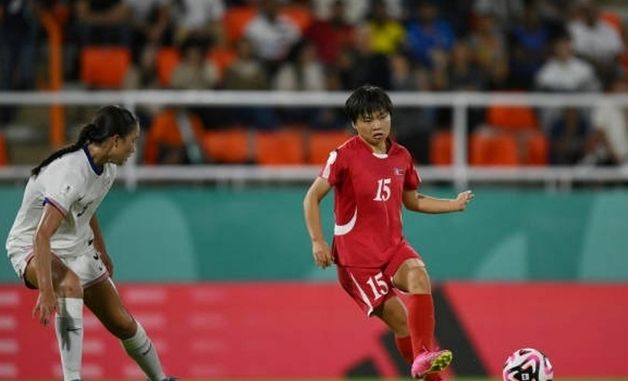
left=54, top=298, right=83, bottom=381
left=121, top=321, right=167, bottom=381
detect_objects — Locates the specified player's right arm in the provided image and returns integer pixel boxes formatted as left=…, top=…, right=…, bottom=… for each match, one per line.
left=32, top=204, right=64, bottom=326
left=303, top=177, right=334, bottom=269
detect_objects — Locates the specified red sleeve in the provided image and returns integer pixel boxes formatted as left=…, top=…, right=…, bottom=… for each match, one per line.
left=319, top=149, right=347, bottom=186
left=403, top=154, right=420, bottom=190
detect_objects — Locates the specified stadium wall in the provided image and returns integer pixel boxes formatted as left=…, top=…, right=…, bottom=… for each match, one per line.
left=1, top=186, right=627, bottom=282
left=2, top=186, right=627, bottom=379
left=1, top=283, right=627, bottom=379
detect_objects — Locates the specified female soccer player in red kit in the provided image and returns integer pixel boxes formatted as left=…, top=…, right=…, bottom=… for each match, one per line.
left=303, top=85, right=473, bottom=380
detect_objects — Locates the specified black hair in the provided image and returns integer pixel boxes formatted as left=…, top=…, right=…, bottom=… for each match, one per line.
left=31, top=105, right=138, bottom=176
left=344, top=85, right=393, bottom=124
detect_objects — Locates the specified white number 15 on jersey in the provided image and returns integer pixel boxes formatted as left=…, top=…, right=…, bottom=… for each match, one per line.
left=373, top=178, right=392, bottom=201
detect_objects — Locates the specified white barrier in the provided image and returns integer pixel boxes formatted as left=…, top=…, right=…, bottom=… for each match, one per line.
left=1, top=90, right=627, bottom=188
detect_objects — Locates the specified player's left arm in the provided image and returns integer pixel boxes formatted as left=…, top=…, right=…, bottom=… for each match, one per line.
left=89, top=214, right=113, bottom=276
left=402, top=189, right=474, bottom=214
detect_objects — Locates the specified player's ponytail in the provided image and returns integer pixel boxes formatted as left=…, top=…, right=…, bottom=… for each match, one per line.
left=31, top=105, right=137, bottom=176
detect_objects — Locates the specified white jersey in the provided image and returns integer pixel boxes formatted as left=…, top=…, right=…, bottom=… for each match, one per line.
left=5, top=147, right=116, bottom=257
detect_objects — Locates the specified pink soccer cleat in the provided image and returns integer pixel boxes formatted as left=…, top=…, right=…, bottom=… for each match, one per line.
left=411, top=348, right=453, bottom=379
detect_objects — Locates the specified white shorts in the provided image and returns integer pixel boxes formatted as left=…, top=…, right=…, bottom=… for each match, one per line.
left=7, top=246, right=109, bottom=289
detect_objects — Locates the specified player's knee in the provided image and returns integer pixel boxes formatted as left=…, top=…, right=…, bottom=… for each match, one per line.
left=405, top=268, right=431, bottom=294
left=56, top=272, right=83, bottom=298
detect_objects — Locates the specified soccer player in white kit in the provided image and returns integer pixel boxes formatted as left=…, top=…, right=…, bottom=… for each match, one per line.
left=5, top=105, right=175, bottom=381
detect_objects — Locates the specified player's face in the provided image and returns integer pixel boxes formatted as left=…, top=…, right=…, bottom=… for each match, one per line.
left=353, top=110, right=391, bottom=148
left=109, top=125, right=140, bottom=165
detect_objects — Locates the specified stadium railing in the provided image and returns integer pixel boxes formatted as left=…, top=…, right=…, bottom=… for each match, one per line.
left=1, top=90, right=627, bottom=189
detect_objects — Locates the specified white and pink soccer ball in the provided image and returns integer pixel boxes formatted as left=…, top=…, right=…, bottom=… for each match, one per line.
left=503, top=347, right=554, bottom=381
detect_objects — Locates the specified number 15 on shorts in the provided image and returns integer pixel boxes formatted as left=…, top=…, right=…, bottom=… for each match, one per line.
left=367, top=272, right=390, bottom=300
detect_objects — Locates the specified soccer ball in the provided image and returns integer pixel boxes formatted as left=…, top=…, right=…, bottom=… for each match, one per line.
left=502, top=347, right=553, bottom=381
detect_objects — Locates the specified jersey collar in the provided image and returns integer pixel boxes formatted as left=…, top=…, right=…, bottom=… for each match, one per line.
left=356, top=136, right=398, bottom=158
left=82, top=145, right=104, bottom=176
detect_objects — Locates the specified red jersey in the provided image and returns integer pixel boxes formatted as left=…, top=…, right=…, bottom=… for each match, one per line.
left=319, top=136, right=421, bottom=267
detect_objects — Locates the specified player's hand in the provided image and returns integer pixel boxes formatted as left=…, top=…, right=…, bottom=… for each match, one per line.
left=454, top=190, right=474, bottom=211
left=33, top=290, right=58, bottom=326
left=312, top=240, right=333, bottom=269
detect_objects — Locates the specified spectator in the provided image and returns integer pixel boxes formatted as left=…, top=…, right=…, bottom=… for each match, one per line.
left=549, top=107, right=591, bottom=165
left=365, top=0, right=405, bottom=56
left=244, top=0, right=301, bottom=74
left=0, top=0, right=40, bottom=90
left=473, top=0, right=524, bottom=30
left=273, top=41, right=326, bottom=127
left=223, top=38, right=269, bottom=90
left=170, top=0, right=225, bottom=46
left=123, top=43, right=161, bottom=90
left=508, top=3, right=550, bottom=89
left=405, top=1, right=455, bottom=67
left=568, top=0, right=623, bottom=86
left=337, top=24, right=391, bottom=90
left=0, top=0, right=41, bottom=123
left=584, top=77, right=628, bottom=165
left=446, top=40, right=487, bottom=133
left=309, top=67, right=346, bottom=130
left=74, top=0, right=132, bottom=46
left=447, top=40, right=488, bottom=91
left=433, top=0, right=474, bottom=38
left=468, top=11, right=509, bottom=90
left=388, top=52, right=434, bottom=164
left=305, top=0, right=354, bottom=67
left=534, top=0, right=572, bottom=40
left=222, top=38, right=276, bottom=129
left=273, top=42, right=325, bottom=91
left=390, top=52, right=420, bottom=91
left=123, top=43, right=161, bottom=128
left=170, top=36, right=221, bottom=129
left=170, top=37, right=219, bottom=90
left=535, top=34, right=599, bottom=92
left=126, top=0, right=174, bottom=49
left=311, top=0, right=403, bottom=25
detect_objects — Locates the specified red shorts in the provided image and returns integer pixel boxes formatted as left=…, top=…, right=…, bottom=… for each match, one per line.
left=336, top=242, right=422, bottom=316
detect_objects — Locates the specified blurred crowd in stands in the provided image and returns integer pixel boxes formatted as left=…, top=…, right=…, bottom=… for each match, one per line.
left=0, top=0, right=627, bottom=167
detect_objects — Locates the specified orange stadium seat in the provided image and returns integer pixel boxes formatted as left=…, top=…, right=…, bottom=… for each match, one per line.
left=203, top=128, right=250, bottom=163
left=143, top=110, right=205, bottom=165
left=156, top=47, right=181, bottom=87
left=224, top=6, right=256, bottom=45
left=223, top=5, right=311, bottom=46
left=470, top=132, right=520, bottom=166
left=524, top=131, right=549, bottom=166
left=487, top=104, right=538, bottom=130
left=207, top=47, right=236, bottom=78
left=307, top=130, right=352, bottom=164
left=80, top=46, right=131, bottom=88
left=0, top=132, right=8, bottom=166
left=255, top=129, right=305, bottom=165
left=429, top=130, right=453, bottom=166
